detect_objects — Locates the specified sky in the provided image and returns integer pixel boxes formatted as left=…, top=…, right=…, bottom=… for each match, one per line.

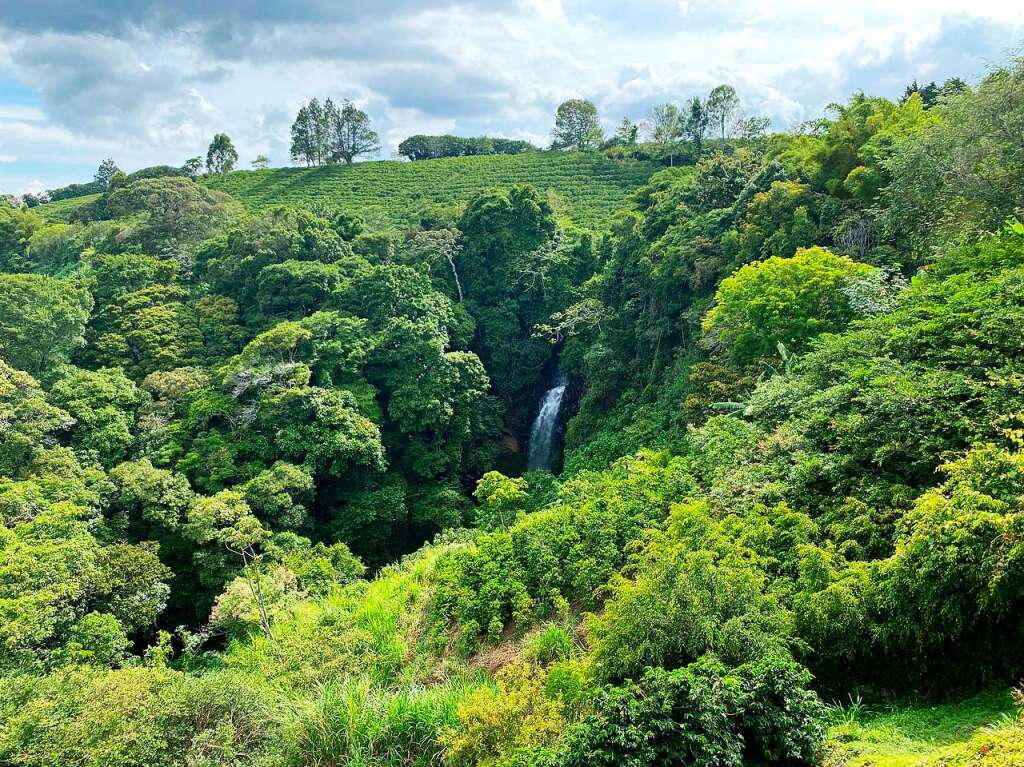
left=1, top=0, right=1023, bottom=195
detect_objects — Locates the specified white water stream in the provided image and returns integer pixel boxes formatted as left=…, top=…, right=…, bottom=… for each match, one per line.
left=527, top=373, right=568, bottom=471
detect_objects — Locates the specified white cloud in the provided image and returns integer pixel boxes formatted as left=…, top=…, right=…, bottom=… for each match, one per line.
left=0, top=1, right=1022, bottom=189
left=0, top=105, right=44, bottom=121
left=0, top=155, right=16, bottom=162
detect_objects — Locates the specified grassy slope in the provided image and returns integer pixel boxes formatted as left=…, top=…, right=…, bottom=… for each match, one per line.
left=824, top=690, right=1023, bottom=766
left=201, top=152, right=658, bottom=229
left=33, top=193, right=102, bottom=223
left=222, top=545, right=1022, bottom=767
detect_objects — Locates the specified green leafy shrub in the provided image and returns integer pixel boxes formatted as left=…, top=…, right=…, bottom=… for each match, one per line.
left=563, top=655, right=822, bottom=767
left=431, top=452, right=694, bottom=650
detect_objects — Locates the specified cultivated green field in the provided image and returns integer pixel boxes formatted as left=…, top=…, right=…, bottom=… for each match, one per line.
left=201, top=151, right=659, bottom=229
left=33, top=192, right=102, bottom=223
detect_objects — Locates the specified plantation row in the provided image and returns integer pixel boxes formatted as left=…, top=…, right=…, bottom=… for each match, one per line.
left=201, top=151, right=659, bottom=229
left=33, top=193, right=102, bottom=223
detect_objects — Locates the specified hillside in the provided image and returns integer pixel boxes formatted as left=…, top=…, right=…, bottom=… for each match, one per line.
left=32, top=192, right=102, bottom=223
left=6, top=53, right=1024, bottom=767
left=200, top=151, right=658, bottom=229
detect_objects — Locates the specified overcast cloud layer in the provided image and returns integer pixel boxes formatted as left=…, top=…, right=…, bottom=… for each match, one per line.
left=1, top=0, right=1022, bottom=193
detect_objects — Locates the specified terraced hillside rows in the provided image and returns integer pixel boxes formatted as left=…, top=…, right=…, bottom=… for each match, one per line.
left=201, top=151, right=659, bottom=229
left=33, top=192, right=102, bottom=223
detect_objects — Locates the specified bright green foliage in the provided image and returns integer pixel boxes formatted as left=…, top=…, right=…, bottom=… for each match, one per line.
left=824, top=689, right=1023, bottom=767
left=283, top=676, right=464, bottom=767
left=563, top=655, right=823, bottom=767
left=7, top=57, right=1024, bottom=767
left=49, top=367, right=144, bottom=467
left=444, top=662, right=568, bottom=767
left=105, top=459, right=192, bottom=534
left=206, top=133, right=239, bottom=174
left=702, top=246, right=873, bottom=366
left=0, top=496, right=170, bottom=670
left=0, top=360, right=73, bottom=476
left=432, top=452, right=695, bottom=649
left=196, top=207, right=353, bottom=315
left=0, top=273, right=92, bottom=376
left=867, top=444, right=1024, bottom=678
left=0, top=667, right=278, bottom=766
left=187, top=490, right=266, bottom=552
left=0, top=206, right=43, bottom=271
left=551, top=99, right=604, bottom=151
left=105, top=176, right=240, bottom=249
left=89, top=284, right=204, bottom=378
left=473, top=471, right=528, bottom=531
left=882, top=58, right=1024, bottom=260
left=735, top=180, right=820, bottom=261
left=202, top=152, right=657, bottom=230
left=241, top=462, right=315, bottom=530
left=587, top=501, right=792, bottom=681
left=260, top=385, right=385, bottom=477
left=63, top=612, right=130, bottom=666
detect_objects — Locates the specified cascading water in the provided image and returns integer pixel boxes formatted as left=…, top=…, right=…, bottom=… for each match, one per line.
left=527, top=373, right=568, bottom=471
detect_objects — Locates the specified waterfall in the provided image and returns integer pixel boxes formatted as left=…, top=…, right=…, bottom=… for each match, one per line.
left=527, top=373, right=568, bottom=471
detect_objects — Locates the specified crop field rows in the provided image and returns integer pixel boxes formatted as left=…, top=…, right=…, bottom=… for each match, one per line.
left=202, top=152, right=659, bottom=229
left=34, top=193, right=102, bottom=223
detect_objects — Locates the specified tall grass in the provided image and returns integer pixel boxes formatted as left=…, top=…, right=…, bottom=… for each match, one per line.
left=281, top=676, right=479, bottom=767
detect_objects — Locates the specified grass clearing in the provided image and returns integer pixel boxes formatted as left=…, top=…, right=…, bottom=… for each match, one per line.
left=824, top=689, right=1023, bottom=766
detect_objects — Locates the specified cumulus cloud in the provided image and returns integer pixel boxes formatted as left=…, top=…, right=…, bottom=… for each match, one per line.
left=1, top=0, right=1024, bottom=193
left=0, top=0, right=518, bottom=37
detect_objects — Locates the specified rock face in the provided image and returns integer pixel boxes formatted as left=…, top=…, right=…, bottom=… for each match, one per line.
left=500, top=430, right=521, bottom=454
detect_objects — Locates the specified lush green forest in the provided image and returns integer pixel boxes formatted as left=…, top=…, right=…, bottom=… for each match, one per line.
left=3, top=59, right=1024, bottom=767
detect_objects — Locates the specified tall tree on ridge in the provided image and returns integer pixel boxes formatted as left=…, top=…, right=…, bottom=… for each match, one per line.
left=330, top=99, right=380, bottom=164
left=290, top=103, right=315, bottom=166
left=551, top=99, right=603, bottom=150
left=648, top=103, right=683, bottom=144
left=684, top=96, right=709, bottom=157
left=615, top=117, right=639, bottom=145
left=206, top=133, right=239, bottom=174
left=94, top=158, right=121, bottom=188
left=706, top=84, right=740, bottom=141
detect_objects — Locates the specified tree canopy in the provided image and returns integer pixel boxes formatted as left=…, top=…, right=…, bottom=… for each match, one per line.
left=552, top=99, right=603, bottom=150
left=5, top=53, right=1024, bottom=767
